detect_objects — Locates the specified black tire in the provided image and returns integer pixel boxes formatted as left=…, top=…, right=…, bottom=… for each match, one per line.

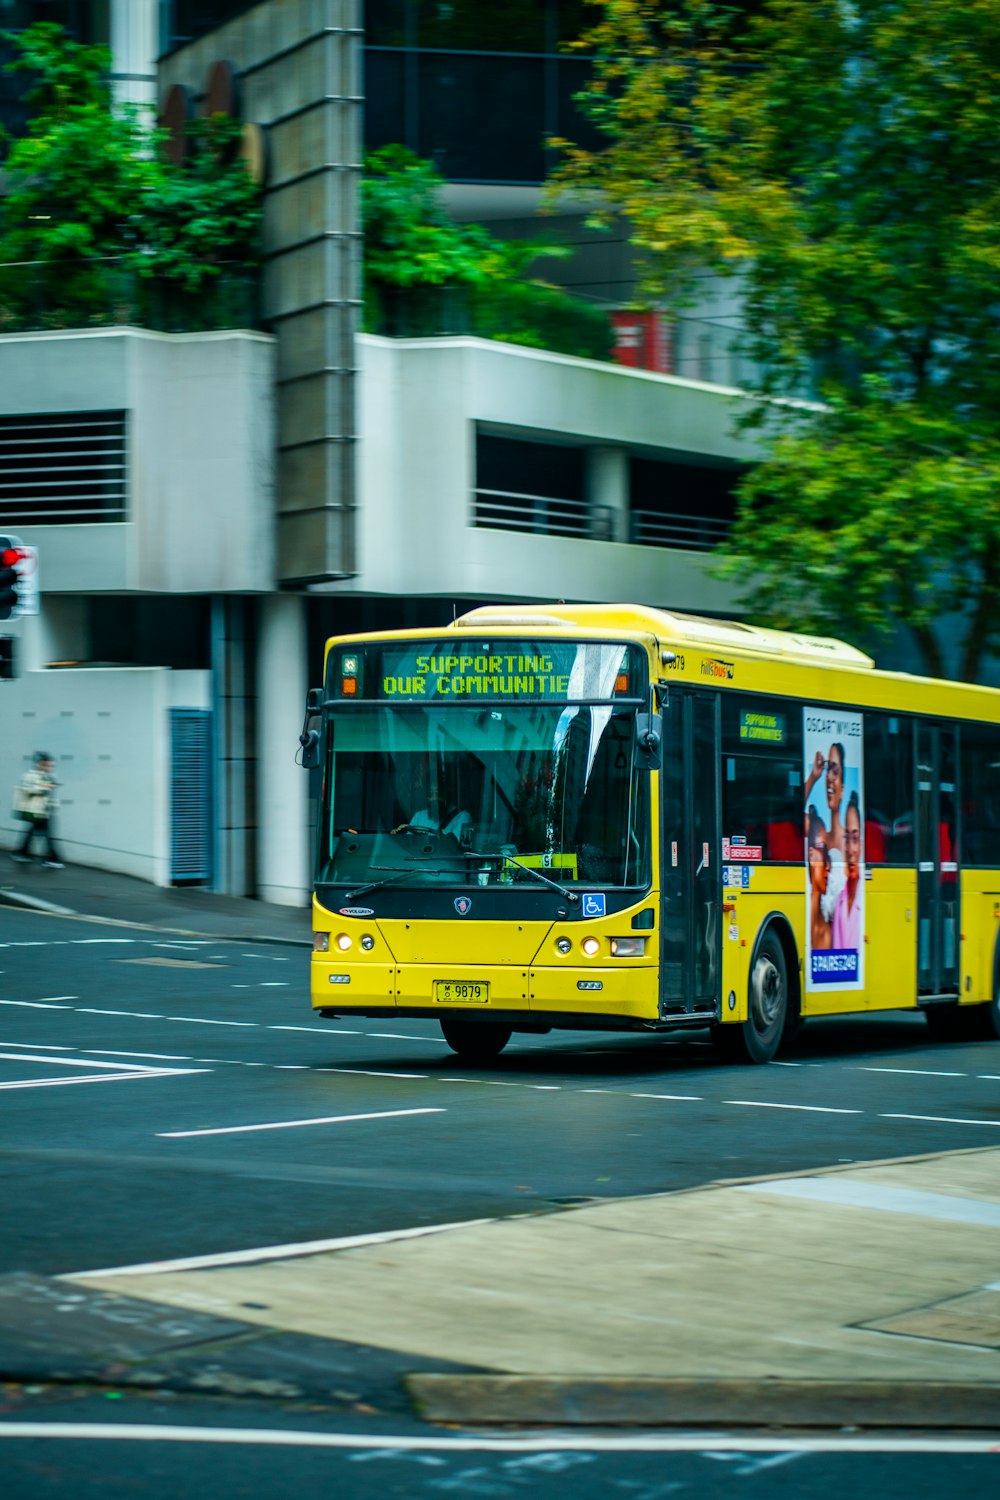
left=713, top=928, right=789, bottom=1065
left=923, top=1001, right=971, bottom=1042
left=936, top=962, right=1000, bottom=1043
left=440, top=1017, right=512, bottom=1061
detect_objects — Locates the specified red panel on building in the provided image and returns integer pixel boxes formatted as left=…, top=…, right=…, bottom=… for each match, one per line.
left=610, top=311, right=673, bottom=374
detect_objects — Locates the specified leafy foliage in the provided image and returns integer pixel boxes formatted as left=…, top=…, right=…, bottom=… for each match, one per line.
left=0, top=23, right=261, bottom=326
left=363, top=145, right=613, bottom=361
left=554, top=0, right=1000, bottom=679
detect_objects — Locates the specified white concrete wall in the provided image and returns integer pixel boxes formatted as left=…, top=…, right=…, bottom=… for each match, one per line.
left=256, top=595, right=310, bottom=907
left=0, top=328, right=276, bottom=595
left=350, top=334, right=761, bottom=607
left=0, top=665, right=210, bottom=884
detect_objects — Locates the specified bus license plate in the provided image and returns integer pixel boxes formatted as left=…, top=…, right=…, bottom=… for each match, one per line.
left=436, top=980, right=489, bottom=1004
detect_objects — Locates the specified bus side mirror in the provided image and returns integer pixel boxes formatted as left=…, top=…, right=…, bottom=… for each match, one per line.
left=299, top=688, right=324, bottom=769
left=633, top=712, right=662, bottom=770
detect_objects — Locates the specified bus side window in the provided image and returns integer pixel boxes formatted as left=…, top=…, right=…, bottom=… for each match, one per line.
left=864, top=713, right=914, bottom=865
left=960, top=722, right=1000, bottom=868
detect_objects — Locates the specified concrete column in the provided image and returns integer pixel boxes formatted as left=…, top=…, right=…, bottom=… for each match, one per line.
left=585, top=445, right=629, bottom=543
left=110, top=0, right=159, bottom=115
left=256, top=594, right=311, bottom=908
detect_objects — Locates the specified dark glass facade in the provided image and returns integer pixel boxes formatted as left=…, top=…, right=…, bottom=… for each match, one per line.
left=164, top=0, right=600, bottom=185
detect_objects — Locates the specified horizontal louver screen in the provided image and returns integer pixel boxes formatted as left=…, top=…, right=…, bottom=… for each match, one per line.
left=0, top=410, right=127, bottom=525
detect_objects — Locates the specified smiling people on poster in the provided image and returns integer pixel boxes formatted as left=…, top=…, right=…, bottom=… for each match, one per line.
left=803, top=737, right=847, bottom=921
left=803, top=710, right=864, bottom=992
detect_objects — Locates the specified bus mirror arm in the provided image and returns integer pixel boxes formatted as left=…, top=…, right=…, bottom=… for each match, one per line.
left=654, top=681, right=670, bottom=709
left=298, top=688, right=324, bottom=770
left=633, top=712, right=662, bottom=770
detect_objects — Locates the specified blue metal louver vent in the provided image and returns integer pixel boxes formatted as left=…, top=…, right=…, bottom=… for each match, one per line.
left=169, top=708, right=213, bottom=883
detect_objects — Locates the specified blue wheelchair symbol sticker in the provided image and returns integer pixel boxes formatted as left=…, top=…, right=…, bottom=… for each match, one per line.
left=581, top=892, right=606, bottom=918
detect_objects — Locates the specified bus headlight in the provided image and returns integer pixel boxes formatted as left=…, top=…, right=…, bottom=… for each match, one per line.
left=336, top=933, right=353, bottom=951
left=555, top=936, right=572, bottom=955
left=313, top=932, right=330, bottom=952
left=581, top=936, right=600, bottom=957
left=610, top=937, right=646, bottom=957
left=360, top=934, right=375, bottom=951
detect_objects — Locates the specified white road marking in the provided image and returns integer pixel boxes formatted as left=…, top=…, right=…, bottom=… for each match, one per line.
left=0, top=1069, right=207, bottom=1091
left=159, top=1106, right=445, bottom=1139
left=268, top=1025, right=357, bottom=1034
left=71, top=1218, right=496, bottom=1278
left=164, top=1017, right=258, bottom=1027
left=0, top=1424, right=996, bottom=1455
left=860, top=1067, right=966, bottom=1077
left=740, top=1177, right=1000, bottom=1228
left=881, top=1112, right=1000, bottom=1128
left=258, top=982, right=288, bottom=987
left=725, top=1101, right=863, bottom=1114
left=76, top=1008, right=164, bottom=1018
left=0, top=1052, right=165, bottom=1070
left=86, top=1050, right=194, bottom=1061
left=0, top=1042, right=73, bottom=1051
left=70, top=939, right=136, bottom=945
left=316, top=1067, right=430, bottom=1080
left=0, top=999, right=73, bottom=1009
left=631, top=1093, right=703, bottom=1101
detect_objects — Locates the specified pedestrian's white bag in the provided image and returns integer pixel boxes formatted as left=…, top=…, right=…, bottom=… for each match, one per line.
left=12, top=779, right=34, bottom=821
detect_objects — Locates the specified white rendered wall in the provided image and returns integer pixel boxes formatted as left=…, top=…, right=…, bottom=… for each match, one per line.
left=0, top=328, right=276, bottom=595
left=351, top=334, right=760, bottom=608
left=256, top=595, right=311, bottom=907
left=0, top=666, right=209, bottom=884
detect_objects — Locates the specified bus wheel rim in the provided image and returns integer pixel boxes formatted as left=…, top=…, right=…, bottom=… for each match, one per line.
left=751, top=952, right=783, bottom=1032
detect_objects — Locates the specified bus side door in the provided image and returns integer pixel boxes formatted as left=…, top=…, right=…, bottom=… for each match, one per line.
left=660, top=689, right=721, bottom=1011
left=916, top=721, right=960, bottom=997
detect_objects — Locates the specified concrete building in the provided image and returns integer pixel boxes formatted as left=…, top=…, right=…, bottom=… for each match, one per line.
left=0, top=0, right=761, bottom=904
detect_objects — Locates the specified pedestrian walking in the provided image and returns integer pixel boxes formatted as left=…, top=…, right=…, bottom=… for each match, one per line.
left=12, top=752, right=63, bottom=867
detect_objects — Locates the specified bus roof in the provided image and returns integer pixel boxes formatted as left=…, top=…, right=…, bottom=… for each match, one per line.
left=453, top=604, right=875, bottom=672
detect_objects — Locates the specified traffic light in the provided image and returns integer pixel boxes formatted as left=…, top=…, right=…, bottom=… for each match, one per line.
left=0, top=545, right=21, bottom=622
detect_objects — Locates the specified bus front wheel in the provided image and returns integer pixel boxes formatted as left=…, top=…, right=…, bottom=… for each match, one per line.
left=440, top=1018, right=512, bottom=1061
left=713, top=929, right=788, bottom=1065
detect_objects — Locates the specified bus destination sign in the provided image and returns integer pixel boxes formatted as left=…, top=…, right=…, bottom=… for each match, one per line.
left=328, top=640, right=643, bottom=702
left=381, top=648, right=572, bottom=699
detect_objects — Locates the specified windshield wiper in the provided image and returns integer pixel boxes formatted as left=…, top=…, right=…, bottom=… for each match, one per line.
left=464, top=850, right=580, bottom=903
left=343, top=863, right=456, bottom=900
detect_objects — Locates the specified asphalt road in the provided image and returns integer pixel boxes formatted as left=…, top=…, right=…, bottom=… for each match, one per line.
left=4, top=903, right=999, bottom=1493
left=3, top=903, right=1000, bottom=1280
left=1, top=1387, right=997, bottom=1500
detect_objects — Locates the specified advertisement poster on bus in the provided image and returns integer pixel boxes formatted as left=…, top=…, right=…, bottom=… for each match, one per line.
left=803, top=708, right=864, bottom=992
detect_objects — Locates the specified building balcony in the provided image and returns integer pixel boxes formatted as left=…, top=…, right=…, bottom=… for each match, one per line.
left=346, top=333, right=761, bottom=611
left=0, top=323, right=275, bottom=595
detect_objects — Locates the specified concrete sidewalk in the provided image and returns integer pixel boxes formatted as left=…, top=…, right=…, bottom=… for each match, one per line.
left=0, top=852, right=311, bottom=947
left=64, top=1147, right=1000, bottom=1427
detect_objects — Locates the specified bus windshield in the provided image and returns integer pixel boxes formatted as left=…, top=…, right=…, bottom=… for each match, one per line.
left=317, top=701, right=650, bottom=892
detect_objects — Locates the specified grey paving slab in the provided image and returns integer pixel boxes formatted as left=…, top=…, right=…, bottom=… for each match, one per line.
left=72, top=1150, right=1000, bottom=1388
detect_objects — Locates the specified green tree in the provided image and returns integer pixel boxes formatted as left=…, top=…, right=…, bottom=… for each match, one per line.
left=0, top=22, right=261, bottom=325
left=553, top=0, right=1000, bottom=680
left=363, top=144, right=614, bottom=360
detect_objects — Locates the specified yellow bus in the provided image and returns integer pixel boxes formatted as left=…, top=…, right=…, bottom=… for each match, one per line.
left=301, top=603, right=1000, bottom=1063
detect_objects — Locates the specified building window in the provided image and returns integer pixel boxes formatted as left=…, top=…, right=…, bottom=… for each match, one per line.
left=0, top=410, right=127, bottom=526
left=475, top=432, right=587, bottom=538
left=364, top=0, right=601, bottom=185
left=628, top=456, right=742, bottom=552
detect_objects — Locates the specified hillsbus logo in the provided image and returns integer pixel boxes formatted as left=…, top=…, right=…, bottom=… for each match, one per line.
left=701, top=657, right=735, bottom=681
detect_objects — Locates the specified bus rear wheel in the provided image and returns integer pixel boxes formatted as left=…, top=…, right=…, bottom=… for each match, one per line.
left=713, top=929, right=788, bottom=1065
left=440, top=1018, right=512, bottom=1061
